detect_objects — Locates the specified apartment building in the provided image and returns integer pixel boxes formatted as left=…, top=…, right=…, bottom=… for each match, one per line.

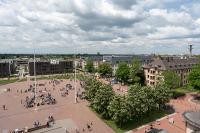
left=143, top=56, right=199, bottom=86
left=29, top=60, right=73, bottom=76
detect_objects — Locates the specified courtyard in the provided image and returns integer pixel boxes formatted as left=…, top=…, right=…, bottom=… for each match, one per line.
left=0, top=79, right=114, bottom=133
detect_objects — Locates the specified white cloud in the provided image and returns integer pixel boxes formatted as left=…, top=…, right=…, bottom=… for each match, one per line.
left=149, top=9, right=193, bottom=25
left=0, top=0, right=199, bottom=54
left=147, top=26, right=191, bottom=39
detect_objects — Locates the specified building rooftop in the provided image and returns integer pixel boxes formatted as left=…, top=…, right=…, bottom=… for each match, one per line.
left=183, top=111, right=200, bottom=129
left=0, top=59, right=13, bottom=63
left=143, top=57, right=199, bottom=70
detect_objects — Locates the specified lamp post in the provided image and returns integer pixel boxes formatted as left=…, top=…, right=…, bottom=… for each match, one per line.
left=74, top=53, right=77, bottom=104
left=33, top=44, right=38, bottom=111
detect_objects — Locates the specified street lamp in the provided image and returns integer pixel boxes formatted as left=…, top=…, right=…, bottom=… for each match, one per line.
left=33, top=44, right=38, bottom=111
left=74, top=53, right=77, bottom=104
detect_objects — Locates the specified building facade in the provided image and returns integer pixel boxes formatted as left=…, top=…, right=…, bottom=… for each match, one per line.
left=29, top=60, right=73, bottom=76
left=0, top=60, right=15, bottom=77
left=143, top=56, right=199, bottom=86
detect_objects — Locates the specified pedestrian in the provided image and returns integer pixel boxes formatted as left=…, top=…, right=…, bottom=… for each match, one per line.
left=65, top=128, right=68, bottom=133
left=87, top=123, right=91, bottom=130
left=46, top=121, right=50, bottom=128
left=150, top=124, right=153, bottom=130
left=75, top=128, right=79, bottom=133
left=2, top=105, right=6, bottom=110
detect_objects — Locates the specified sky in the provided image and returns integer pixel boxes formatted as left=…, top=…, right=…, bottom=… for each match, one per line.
left=0, top=0, right=200, bottom=54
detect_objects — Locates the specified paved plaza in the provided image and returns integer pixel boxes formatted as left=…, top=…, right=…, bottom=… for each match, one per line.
left=0, top=79, right=114, bottom=133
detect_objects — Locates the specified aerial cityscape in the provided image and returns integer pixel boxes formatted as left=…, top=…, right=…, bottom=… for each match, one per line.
left=0, top=0, right=200, bottom=133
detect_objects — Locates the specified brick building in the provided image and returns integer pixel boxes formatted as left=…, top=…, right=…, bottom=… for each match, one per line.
left=29, top=60, right=73, bottom=76
left=143, top=56, right=199, bottom=86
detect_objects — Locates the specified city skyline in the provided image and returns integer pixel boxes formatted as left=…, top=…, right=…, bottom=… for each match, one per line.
left=0, top=0, right=200, bottom=54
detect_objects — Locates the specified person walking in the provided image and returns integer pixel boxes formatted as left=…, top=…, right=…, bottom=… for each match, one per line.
left=2, top=105, right=6, bottom=110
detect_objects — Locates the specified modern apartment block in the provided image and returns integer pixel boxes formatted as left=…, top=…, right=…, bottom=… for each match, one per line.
left=29, top=60, right=73, bottom=76
left=143, top=56, right=199, bottom=86
left=0, top=59, right=15, bottom=77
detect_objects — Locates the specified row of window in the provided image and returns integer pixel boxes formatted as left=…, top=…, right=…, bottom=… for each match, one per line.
left=175, top=69, right=191, bottom=74
left=169, top=64, right=196, bottom=68
left=148, top=70, right=155, bottom=74
left=146, top=80, right=155, bottom=85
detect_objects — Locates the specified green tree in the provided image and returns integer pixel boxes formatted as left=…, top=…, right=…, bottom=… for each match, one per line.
left=84, top=78, right=102, bottom=101
left=92, top=84, right=114, bottom=118
left=115, top=62, right=130, bottom=84
left=85, top=59, right=94, bottom=73
left=98, top=63, right=112, bottom=78
left=129, top=59, right=142, bottom=84
left=108, top=95, right=131, bottom=127
left=163, top=70, right=180, bottom=89
left=153, top=84, right=171, bottom=109
left=127, top=84, right=152, bottom=118
left=188, top=64, right=200, bottom=90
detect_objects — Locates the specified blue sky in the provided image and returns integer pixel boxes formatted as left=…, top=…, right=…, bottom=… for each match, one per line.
left=0, top=0, right=200, bottom=54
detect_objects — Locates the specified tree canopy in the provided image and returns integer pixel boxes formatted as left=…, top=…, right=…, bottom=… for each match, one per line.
left=108, top=95, right=130, bottom=127
left=82, top=76, right=171, bottom=127
left=115, top=62, right=130, bottom=84
left=129, top=59, right=143, bottom=84
left=188, top=64, right=200, bottom=90
left=162, top=70, right=180, bottom=89
left=92, top=84, right=114, bottom=118
left=85, top=59, right=95, bottom=73
left=98, top=63, right=112, bottom=77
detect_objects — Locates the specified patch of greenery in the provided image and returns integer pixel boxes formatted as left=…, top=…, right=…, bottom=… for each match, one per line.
left=83, top=76, right=172, bottom=133
left=92, top=108, right=170, bottom=133
left=0, top=79, right=18, bottom=85
left=175, top=86, right=196, bottom=94
left=171, top=86, right=199, bottom=99
left=171, top=90, right=185, bottom=99
left=188, top=64, right=200, bottom=90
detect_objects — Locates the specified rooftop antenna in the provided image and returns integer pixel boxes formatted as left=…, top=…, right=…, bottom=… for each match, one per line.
left=189, top=44, right=193, bottom=57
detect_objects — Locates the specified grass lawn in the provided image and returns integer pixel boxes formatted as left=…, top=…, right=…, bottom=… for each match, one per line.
left=0, top=74, right=75, bottom=85
left=0, top=79, right=18, bottom=85
left=92, top=109, right=170, bottom=133
left=175, top=86, right=197, bottom=94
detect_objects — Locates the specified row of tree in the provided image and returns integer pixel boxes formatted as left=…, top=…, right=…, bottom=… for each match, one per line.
left=85, top=59, right=143, bottom=84
left=82, top=77, right=171, bottom=127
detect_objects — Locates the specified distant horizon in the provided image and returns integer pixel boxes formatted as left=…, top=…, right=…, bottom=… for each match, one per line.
left=0, top=53, right=199, bottom=56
